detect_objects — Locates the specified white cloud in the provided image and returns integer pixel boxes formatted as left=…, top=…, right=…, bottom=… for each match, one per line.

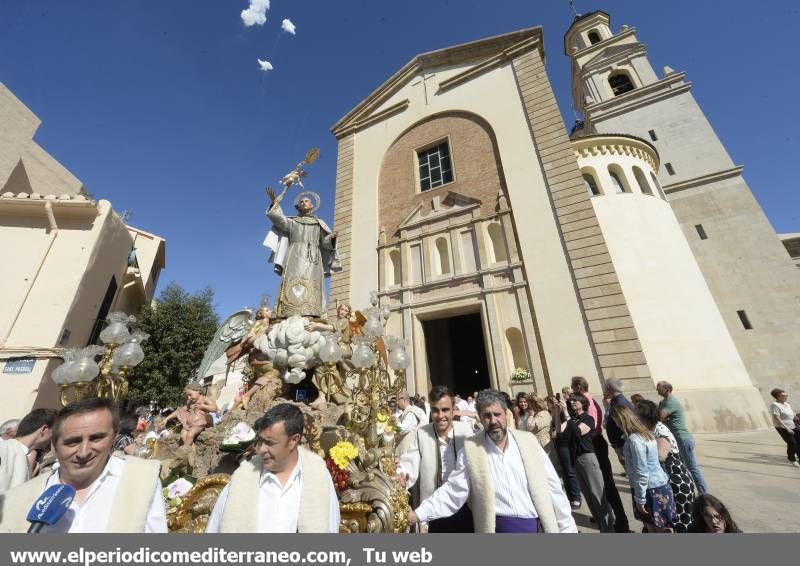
left=281, top=18, right=296, bottom=35
left=241, top=0, right=270, bottom=27
left=257, top=59, right=273, bottom=71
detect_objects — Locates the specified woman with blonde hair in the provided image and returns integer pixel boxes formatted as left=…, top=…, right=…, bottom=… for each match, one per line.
left=523, top=394, right=553, bottom=456
left=611, top=405, right=677, bottom=533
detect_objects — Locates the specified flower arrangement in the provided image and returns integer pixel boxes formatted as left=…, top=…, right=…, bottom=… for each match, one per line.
left=162, top=477, right=194, bottom=510
left=326, top=440, right=358, bottom=493
left=329, top=440, right=358, bottom=470
left=375, top=411, right=397, bottom=437
left=511, top=367, right=532, bottom=383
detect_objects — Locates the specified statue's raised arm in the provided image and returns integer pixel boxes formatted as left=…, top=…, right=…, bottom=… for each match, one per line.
left=262, top=148, right=339, bottom=320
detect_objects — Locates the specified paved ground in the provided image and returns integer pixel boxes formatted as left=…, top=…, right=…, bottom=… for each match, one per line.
left=576, top=429, right=800, bottom=533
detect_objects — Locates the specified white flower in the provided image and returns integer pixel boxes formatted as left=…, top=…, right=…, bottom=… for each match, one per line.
left=166, top=478, right=194, bottom=499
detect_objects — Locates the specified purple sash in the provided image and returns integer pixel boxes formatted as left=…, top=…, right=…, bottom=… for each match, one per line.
left=495, top=516, right=539, bottom=533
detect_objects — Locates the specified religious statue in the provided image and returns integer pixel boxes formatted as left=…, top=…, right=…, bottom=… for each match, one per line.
left=157, top=383, right=219, bottom=446
left=263, top=149, right=339, bottom=320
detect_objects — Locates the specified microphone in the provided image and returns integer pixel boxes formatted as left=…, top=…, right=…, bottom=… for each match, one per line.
left=26, top=484, right=76, bottom=533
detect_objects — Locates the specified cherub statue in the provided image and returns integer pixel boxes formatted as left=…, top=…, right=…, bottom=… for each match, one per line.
left=157, top=383, right=218, bottom=446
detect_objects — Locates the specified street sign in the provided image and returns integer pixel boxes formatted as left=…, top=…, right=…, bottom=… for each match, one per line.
left=3, top=358, right=36, bottom=374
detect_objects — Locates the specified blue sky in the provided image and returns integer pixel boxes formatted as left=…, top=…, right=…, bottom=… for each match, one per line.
left=1, top=1, right=797, bottom=318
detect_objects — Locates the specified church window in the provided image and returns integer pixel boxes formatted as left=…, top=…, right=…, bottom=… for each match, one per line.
left=388, top=249, right=402, bottom=286
left=608, top=167, right=629, bottom=194
left=487, top=222, right=507, bottom=263
left=695, top=224, right=708, bottom=240
left=737, top=310, right=753, bottom=330
left=418, top=142, right=454, bottom=191
left=633, top=166, right=653, bottom=195
left=587, top=30, right=601, bottom=45
left=582, top=172, right=601, bottom=196
left=650, top=172, right=667, bottom=199
left=609, top=73, right=635, bottom=96
left=665, top=162, right=676, bottom=175
left=505, top=328, right=528, bottom=372
left=409, top=244, right=423, bottom=284
left=434, top=237, right=451, bottom=275
left=648, top=129, right=658, bottom=141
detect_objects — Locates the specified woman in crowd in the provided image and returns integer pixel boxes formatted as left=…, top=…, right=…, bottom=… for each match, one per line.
left=524, top=394, right=553, bottom=457
left=611, top=405, right=677, bottom=533
left=515, top=392, right=531, bottom=429
left=688, top=494, right=742, bottom=533
left=634, top=400, right=696, bottom=532
left=561, top=393, right=615, bottom=532
left=549, top=395, right=582, bottom=509
left=769, top=388, right=800, bottom=466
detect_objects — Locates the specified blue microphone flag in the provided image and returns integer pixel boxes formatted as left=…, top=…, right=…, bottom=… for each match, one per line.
left=26, top=484, right=76, bottom=526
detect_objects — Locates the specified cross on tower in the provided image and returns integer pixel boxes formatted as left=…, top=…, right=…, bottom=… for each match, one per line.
left=411, top=73, right=437, bottom=105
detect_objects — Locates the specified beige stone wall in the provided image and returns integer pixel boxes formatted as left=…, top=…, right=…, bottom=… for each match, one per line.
left=667, top=176, right=800, bottom=404
left=378, top=113, right=505, bottom=240
left=511, top=49, right=652, bottom=394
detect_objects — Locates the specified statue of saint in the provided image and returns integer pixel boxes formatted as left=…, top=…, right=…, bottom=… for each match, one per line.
left=264, top=186, right=338, bottom=319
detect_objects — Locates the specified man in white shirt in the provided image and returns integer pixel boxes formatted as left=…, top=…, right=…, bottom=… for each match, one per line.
left=396, top=391, right=427, bottom=440
left=454, top=395, right=477, bottom=431
left=0, top=409, right=56, bottom=494
left=769, top=388, right=800, bottom=466
left=207, top=403, right=339, bottom=532
left=0, top=397, right=167, bottom=533
left=397, top=386, right=474, bottom=532
left=408, top=389, right=577, bottom=533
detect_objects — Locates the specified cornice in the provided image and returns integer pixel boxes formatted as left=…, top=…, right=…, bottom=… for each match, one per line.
left=581, top=44, right=648, bottom=74
left=331, top=27, right=543, bottom=139
left=571, top=135, right=659, bottom=171
left=586, top=72, right=691, bottom=123
left=438, top=37, right=541, bottom=94
left=663, top=166, right=744, bottom=195
left=570, top=28, right=638, bottom=60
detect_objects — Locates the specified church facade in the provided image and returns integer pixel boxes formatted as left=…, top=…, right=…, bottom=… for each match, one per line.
left=328, top=14, right=800, bottom=432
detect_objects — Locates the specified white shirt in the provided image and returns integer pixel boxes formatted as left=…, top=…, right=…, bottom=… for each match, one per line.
left=206, top=456, right=340, bottom=533
left=456, top=399, right=476, bottom=429
left=398, top=406, right=426, bottom=435
left=0, top=439, right=30, bottom=495
left=41, top=456, right=168, bottom=533
left=415, top=433, right=577, bottom=532
left=771, top=401, right=796, bottom=430
left=398, top=427, right=458, bottom=487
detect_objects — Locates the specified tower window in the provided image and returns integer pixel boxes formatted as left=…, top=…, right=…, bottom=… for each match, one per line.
left=608, top=167, right=629, bottom=194
left=418, top=142, right=453, bottom=191
left=695, top=224, right=708, bottom=240
left=582, top=173, right=601, bottom=196
left=665, top=163, right=675, bottom=175
left=648, top=130, right=658, bottom=141
left=587, top=30, right=601, bottom=45
left=633, top=166, right=653, bottom=195
left=736, top=310, right=753, bottom=330
left=609, top=73, right=635, bottom=96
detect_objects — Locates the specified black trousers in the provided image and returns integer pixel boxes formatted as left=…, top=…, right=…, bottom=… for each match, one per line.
left=428, top=505, right=474, bottom=533
left=775, top=427, right=800, bottom=462
left=592, top=434, right=629, bottom=532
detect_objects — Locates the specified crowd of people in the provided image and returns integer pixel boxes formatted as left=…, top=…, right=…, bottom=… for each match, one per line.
left=0, top=373, right=793, bottom=533
left=395, top=377, right=758, bottom=534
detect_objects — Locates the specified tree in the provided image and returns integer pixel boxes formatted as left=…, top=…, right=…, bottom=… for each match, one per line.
left=127, top=283, right=219, bottom=409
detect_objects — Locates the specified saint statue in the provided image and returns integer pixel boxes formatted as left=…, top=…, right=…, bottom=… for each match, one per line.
left=263, top=151, right=339, bottom=319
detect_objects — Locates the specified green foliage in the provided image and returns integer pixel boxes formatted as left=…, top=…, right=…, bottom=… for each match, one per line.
left=127, top=283, right=219, bottom=409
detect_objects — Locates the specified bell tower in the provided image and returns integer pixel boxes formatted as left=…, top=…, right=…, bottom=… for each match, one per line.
left=564, top=11, right=800, bottom=403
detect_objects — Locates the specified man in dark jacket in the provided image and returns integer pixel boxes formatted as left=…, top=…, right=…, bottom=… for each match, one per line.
left=603, top=378, right=634, bottom=464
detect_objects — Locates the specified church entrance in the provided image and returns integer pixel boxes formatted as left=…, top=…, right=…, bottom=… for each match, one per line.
left=422, top=313, right=491, bottom=397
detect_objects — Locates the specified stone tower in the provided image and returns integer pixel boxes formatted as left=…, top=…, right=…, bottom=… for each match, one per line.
left=565, top=11, right=800, bottom=402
